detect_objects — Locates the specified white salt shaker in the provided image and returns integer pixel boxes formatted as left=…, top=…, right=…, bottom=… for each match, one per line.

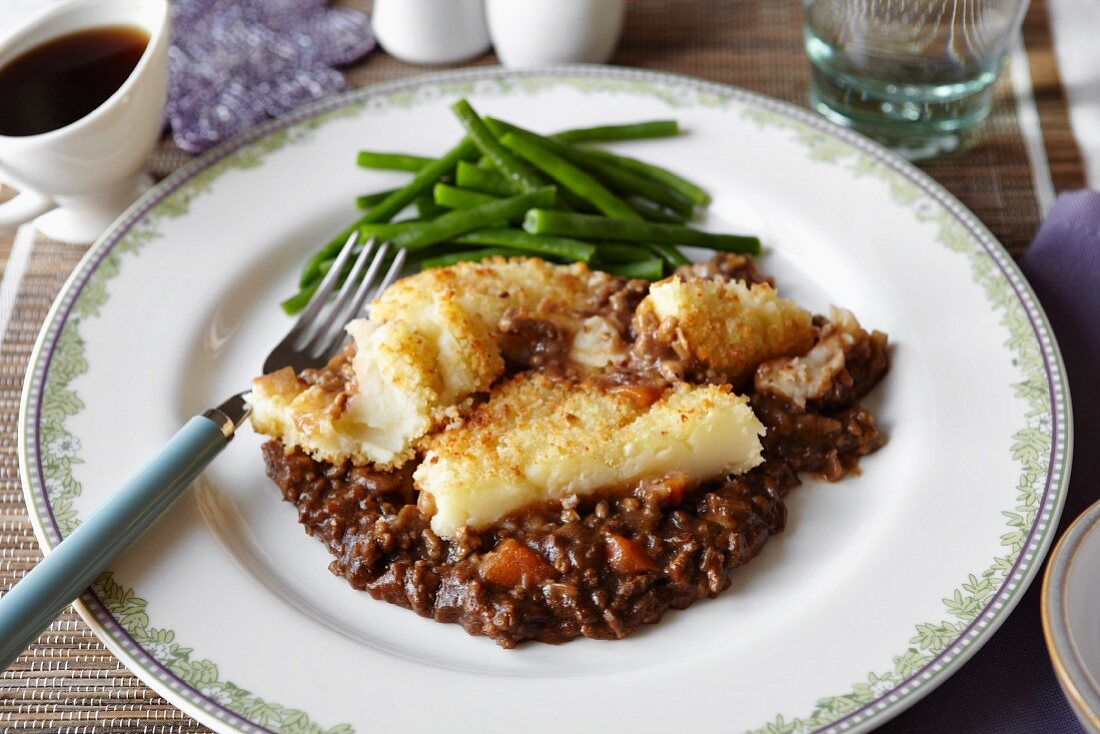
left=372, top=0, right=491, bottom=65
left=486, top=0, right=626, bottom=67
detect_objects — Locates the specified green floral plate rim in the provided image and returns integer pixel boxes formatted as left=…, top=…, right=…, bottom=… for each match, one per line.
left=17, top=65, right=1071, bottom=734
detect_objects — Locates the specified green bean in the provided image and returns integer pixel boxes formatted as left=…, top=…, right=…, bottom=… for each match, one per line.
left=451, top=99, right=544, bottom=193
left=415, top=193, right=449, bottom=219
left=456, top=147, right=576, bottom=212
left=355, top=188, right=400, bottom=210
left=360, top=136, right=479, bottom=224
left=455, top=161, right=514, bottom=196
left=394, top=188, right=557, bottom=251
left=356, top=151, right=433, bottom=171
left=420, top=247, right=516, bottom=269
left=353, top=221, right=424, bottom=241
left=486, top=118, right=695, bottom=217
left=593, top=258, right=665, bottom=280
left=553, top=120, right=680, bottom=143
left=645, top=242, right=690, bottom=267
left=282, top=281, right=322, bottom=314
left=293, top=116, right=706, bottom=311
left=386, top=118, right=678, bottom=177
left=575, top=153, right=695, bottom=216
left=499, top=133, right=640, bottom=221
left=433, top=183, right=500, bottom=210
left=592, top=242, right=654, bottom=262
left=581, top=147, right=710, bottom=207
left=523, top=209, right=761, bottom=254
left=451, top=228, right=595, bottom=262
left=627, top=197, right=689, bottom=223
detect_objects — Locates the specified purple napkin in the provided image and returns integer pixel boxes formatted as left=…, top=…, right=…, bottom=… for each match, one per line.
left=881, top=190, right=1100, bottom=733
left=166, top=0, right=376, bottom=154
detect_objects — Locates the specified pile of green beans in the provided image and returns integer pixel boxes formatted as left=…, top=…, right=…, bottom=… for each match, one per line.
left=281, top=98, right=759, bottom=314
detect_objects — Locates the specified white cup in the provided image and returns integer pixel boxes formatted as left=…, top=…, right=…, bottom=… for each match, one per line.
left=372, top=0, right=491, bottom=65
left=486, top=0, right=626, bottom=68
left=0, top=0, right=169, bottom=243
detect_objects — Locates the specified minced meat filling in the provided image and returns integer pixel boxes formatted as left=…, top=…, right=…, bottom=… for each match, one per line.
left=672, top=252, right=772, bottom=287
left=300, top=347, right=356, bottom=393
left=498, top=309, right=571, bottom=371
left=264, top=440, right=794, bottom=646
left=261, top=253, right=889, bottom=646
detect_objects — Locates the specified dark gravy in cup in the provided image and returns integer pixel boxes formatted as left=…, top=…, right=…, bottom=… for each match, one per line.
left=0, top=25, right=149, bottom=137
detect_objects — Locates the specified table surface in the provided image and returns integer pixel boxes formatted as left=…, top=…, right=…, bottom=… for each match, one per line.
left=0, top=0, right=1088, bottom=731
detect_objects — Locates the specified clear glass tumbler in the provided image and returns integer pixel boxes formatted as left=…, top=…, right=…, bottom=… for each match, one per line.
left=803, top=0, right=1030, bottom=159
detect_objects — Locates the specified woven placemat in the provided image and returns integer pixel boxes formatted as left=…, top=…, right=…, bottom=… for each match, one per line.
left=0, top=0, right=1085, bottom=731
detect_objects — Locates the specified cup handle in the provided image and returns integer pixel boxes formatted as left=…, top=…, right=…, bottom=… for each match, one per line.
left=0, top=188, right=56, bottom=232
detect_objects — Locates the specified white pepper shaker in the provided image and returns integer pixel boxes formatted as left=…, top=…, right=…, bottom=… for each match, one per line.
left=486, top=0, right=626, bottom=67
left=372, top=0, right=491, bottom=65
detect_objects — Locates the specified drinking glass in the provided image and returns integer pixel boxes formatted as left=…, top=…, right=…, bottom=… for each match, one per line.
left=803, top=0, right=1030, bottom=159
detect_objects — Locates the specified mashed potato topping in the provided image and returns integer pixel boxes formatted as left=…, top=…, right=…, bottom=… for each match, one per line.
left=415, top=373, right=764, bottom=539
left=248, top=257, right=824, bottom=540
left=250, top=258, right=606, bottom=467
left=634, top=277, right=815, bottom=384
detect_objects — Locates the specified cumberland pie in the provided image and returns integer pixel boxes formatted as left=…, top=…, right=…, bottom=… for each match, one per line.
left=247, top=253, right=888, bottom=647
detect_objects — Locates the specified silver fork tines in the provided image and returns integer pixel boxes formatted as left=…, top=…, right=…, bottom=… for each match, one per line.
left=337, top=242, right=406, bottom=344
left=262, top=233, right=405, bottom=375
left=305, top=237, right=381, bottom=356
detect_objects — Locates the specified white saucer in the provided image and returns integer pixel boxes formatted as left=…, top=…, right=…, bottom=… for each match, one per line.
left=1044, top=499, right=1100, bottom=733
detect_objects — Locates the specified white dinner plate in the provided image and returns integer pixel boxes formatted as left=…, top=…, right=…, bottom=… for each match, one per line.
left=18, top=66, right=1071, bottom=734
left=1044, top=498, right=1100, bottom=733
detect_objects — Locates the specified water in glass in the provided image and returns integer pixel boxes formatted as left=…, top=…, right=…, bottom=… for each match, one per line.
left=804, top=0, right=1030, bottom=159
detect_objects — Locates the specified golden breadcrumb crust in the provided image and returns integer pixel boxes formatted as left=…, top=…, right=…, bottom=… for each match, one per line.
left=249, top=257, right=607, bottom=468
left=636, top=277, right=815, bottom=384
left=414, top=372, right=764, bottom=538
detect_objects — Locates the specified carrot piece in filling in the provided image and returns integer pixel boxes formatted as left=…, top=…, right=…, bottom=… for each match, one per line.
left=605, top=534, right=657, bottom=574
left=480, top=538, right=556, bottom=587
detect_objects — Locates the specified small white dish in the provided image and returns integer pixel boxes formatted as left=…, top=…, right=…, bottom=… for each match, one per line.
left=0, top=0, right=168, bottom=244
left=487, top=0, right=626, bottom=67
left=371, top=0, right=491, bottom=65
left=1044, top=498, right=1100, bottom=732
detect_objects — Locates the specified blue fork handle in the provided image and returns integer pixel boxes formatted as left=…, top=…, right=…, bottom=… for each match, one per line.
left=0, top=416, right=229, bottom=670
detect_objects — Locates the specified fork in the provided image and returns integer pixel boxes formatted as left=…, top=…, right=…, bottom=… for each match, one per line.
left=0, top=233, right=404, bottom=670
